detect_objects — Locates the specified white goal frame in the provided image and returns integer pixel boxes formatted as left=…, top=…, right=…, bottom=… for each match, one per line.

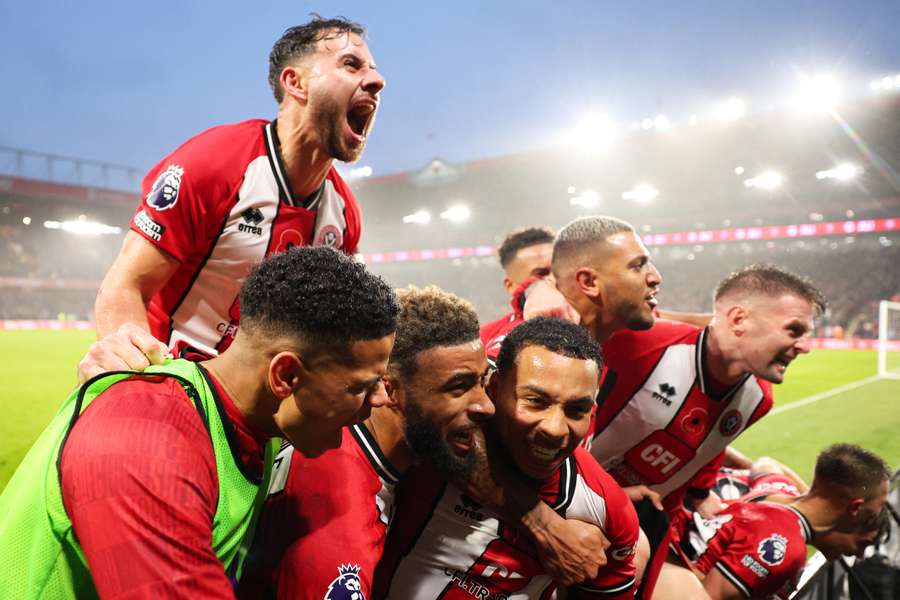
left=878, top=300, right=900, bottom=380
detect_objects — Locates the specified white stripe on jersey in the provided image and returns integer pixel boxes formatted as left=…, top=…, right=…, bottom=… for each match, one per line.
left=168, top=156, right=275, bottom=355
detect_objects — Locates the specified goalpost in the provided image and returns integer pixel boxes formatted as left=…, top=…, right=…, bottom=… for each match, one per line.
left=878, top=300, right=900, bottom=380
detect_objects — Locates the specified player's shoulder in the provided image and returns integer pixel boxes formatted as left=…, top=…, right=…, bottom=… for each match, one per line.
left=146, top=119, right=269, bottom=188
left=571, top=448, right=637, bottom=520
left=603, top=320, right=701, bottom=357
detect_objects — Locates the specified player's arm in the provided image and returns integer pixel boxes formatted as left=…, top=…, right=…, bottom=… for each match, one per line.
left=95, top=231, right=179, bottom=338
left=687, top=452, right=728, bottom=518
left=61, top=379, right=235, bottom=599
left=702, top=567, right=748, bottom=600
left=462, top=431, right=609, bottom=586
left=749, top=457, right=809, bottom=493
left=655, top=310, right=712, bottom=328
left=722, top=446, right=753, bottom=470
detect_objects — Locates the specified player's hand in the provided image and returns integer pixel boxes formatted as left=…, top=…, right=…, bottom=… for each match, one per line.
left=624, top=485, right=664, bottom=511
left=77, top=323, right=168, bottom=383
left=523, top=279, right=580, bottom=323
left=693, top=491, right=726, bottom=519
left=534, top=515, right=610, bottom=586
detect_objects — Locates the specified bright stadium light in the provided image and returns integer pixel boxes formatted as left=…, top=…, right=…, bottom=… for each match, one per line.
left=641, top=118, right=654, bottom=130
left=714, top=98, right=746, bottom=122
left=653, top=114, right=670, bottom=130
left=563, top=113, right=616, bottom=151
left=22, top=217, right=31, bottom=225
left=744, top=171, right=783, bottom=190
left=570, top=189, right=600, bottom=208
left=43, top=219, right=122, bottom=235
left=622, top=184, right=659, bottom=203
left=793, top=74, right=840, bottom=114
left=816, top=163, right=862, bottom=181
left=402, top=210, right=431, bottom=224
left=440, top=204, right=470, bottom=222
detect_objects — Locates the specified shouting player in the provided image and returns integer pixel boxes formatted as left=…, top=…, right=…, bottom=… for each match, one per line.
left=237, top=289, right=611, bottom=600
left=0, top=247, right=399, bottom=598
left=375, top=317, right=640, bottom=600
left=658, top=444, right=890, bottom=600
left=83, top=15, right=385, bottom=375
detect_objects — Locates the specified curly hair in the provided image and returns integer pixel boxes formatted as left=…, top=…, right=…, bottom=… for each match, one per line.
left=498, top=227, right=555, bottom=269
left=714, top=264, right=826, bottom=314
left=268, top=15, right=366, bottom=103
left=389, top=286, right=480, bottom=378
left=239, top=247, right=398, bottom=360
left=496, top=316, right=603, bottom=375
left=813, top=443, right=890, bottom=500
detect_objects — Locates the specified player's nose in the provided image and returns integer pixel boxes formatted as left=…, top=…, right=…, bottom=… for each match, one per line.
left=794, top=337, right=811, bottom=354
left=466, top=387, right=495, bottom=422
left=366, top=380, right=390, bottom=410
left=362, top=68, right=385, bottom=96
left=647, top=261, right=662, bottom=287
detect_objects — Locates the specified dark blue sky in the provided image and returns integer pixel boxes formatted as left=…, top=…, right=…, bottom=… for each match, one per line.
left=2, top=1, right=899, bottom=180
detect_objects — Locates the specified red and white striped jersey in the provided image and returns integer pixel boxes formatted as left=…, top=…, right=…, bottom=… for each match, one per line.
left=373, top=447, right=639, bottom=600
left=131, top=119, right=362, bottom=357
left=678, top=501, right=813, bottom=599
left=237, top=423, right=399, bottom=600
left=590, top=321, right=773, bottom=512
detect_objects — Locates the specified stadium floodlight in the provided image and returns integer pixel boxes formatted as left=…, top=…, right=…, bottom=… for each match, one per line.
left=653, top=114, right=670, bottom=130
left=622, top=184, right=659, bottom=203
left=793, top=74, right=840, bottom=114
left=815, top=163, right=862, bottom=181
left=734, top=166, right=745, bottom=175
left=567, top=185, right=576, bottom=194
left=43, top=219, right=122, bottom=235
left=22, top=217, right=31, bottom=225
left=570, top=189, right=600, bottom=208
left=563, top=113, right=616, bottom=151
left=688, top=114, right=698, bottom=126
left=882, top=76, right=896, bottom=90
left=402, top=210, right=431, bottom=225
left=440, top=204, right=470, bottom=222
left=641, top=118, right=654, bottom=130
left=714, top=98, right=746, bottom=122
left=744, top=171, right=783, bottom=190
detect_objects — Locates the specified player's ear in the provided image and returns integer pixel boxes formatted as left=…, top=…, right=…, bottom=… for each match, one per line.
left=269, top=351, right=304, bottom=399
left=280, top=64, right=310, bottom=104
left=574, top=267, right=600, bottom=299
left=503, top=276, right=515, bottom=296
left=846, top=496, right=865, bottom=517
left=381, top=374, right=402, bottom=410
left=725, top=304, right=747, bottom=335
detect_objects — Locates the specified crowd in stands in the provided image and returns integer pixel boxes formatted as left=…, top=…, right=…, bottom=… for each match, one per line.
left=2, top=219, right=899, bottom=335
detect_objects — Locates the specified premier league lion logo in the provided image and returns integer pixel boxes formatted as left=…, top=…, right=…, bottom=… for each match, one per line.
left=146, top=164, right=184, bottom=211
left=324, top=564, right=366, bottom=600
left=757, top=534, right=788, bottom=566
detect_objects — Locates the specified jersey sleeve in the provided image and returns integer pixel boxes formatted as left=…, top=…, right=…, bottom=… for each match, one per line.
left=703, top=514, right=802, bottom=599
left=131, top=136, right=238, bottom=263
left=572, top=456, right=640, bottom=599
left=60, top=378, right=232, bottom=599
left=326, top=169, right=362, bottom=255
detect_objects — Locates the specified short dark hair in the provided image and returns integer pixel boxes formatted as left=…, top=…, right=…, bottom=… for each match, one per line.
left=498, top=227, right=555, bottom=269
left=268, top=15, right=366, bottom=103
left=496, top=317, right=603, bottom=375
left=239, top=247, right=398, bottom=360
left=389, top=286, right=480, bottom=378
left=552, top=216, right=635, bottom=275
left=714, top=264, right=826, bottom=314
left=813, top=444, right=890, bottom=499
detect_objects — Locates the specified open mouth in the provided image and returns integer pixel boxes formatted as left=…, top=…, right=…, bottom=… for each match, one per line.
left=529, top=443, right=563, bottom=463
left=646, top=290, right=659, bottom=310
left=772, top=354, right=792, bottom=370
left=449, top=429, right=475, bottom=456
left=346, top=100, right=376, bottom=141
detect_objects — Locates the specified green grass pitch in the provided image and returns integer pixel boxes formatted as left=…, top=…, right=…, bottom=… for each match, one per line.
left=0, top=330, right=898, bottom=491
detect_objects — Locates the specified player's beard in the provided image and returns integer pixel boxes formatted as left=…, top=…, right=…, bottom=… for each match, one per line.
left=620, top=300, right=654, bottom=331
left=310, top=96, right=365, bottom=163
left=403, top=399, right=475, bottom=482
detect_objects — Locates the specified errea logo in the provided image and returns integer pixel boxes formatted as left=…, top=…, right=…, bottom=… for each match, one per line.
left=454, top=494, right=486, bottom=521
left=238, top=207, right=264, bottom=236
left=652, top=382, right=676, bottom=406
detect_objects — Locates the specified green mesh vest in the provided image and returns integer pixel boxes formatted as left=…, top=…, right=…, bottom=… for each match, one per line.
left=0, top=359, right=276, bottom=599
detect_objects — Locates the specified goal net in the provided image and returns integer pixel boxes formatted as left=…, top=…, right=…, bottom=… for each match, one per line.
left=878, top=300, right=900, bottom=380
